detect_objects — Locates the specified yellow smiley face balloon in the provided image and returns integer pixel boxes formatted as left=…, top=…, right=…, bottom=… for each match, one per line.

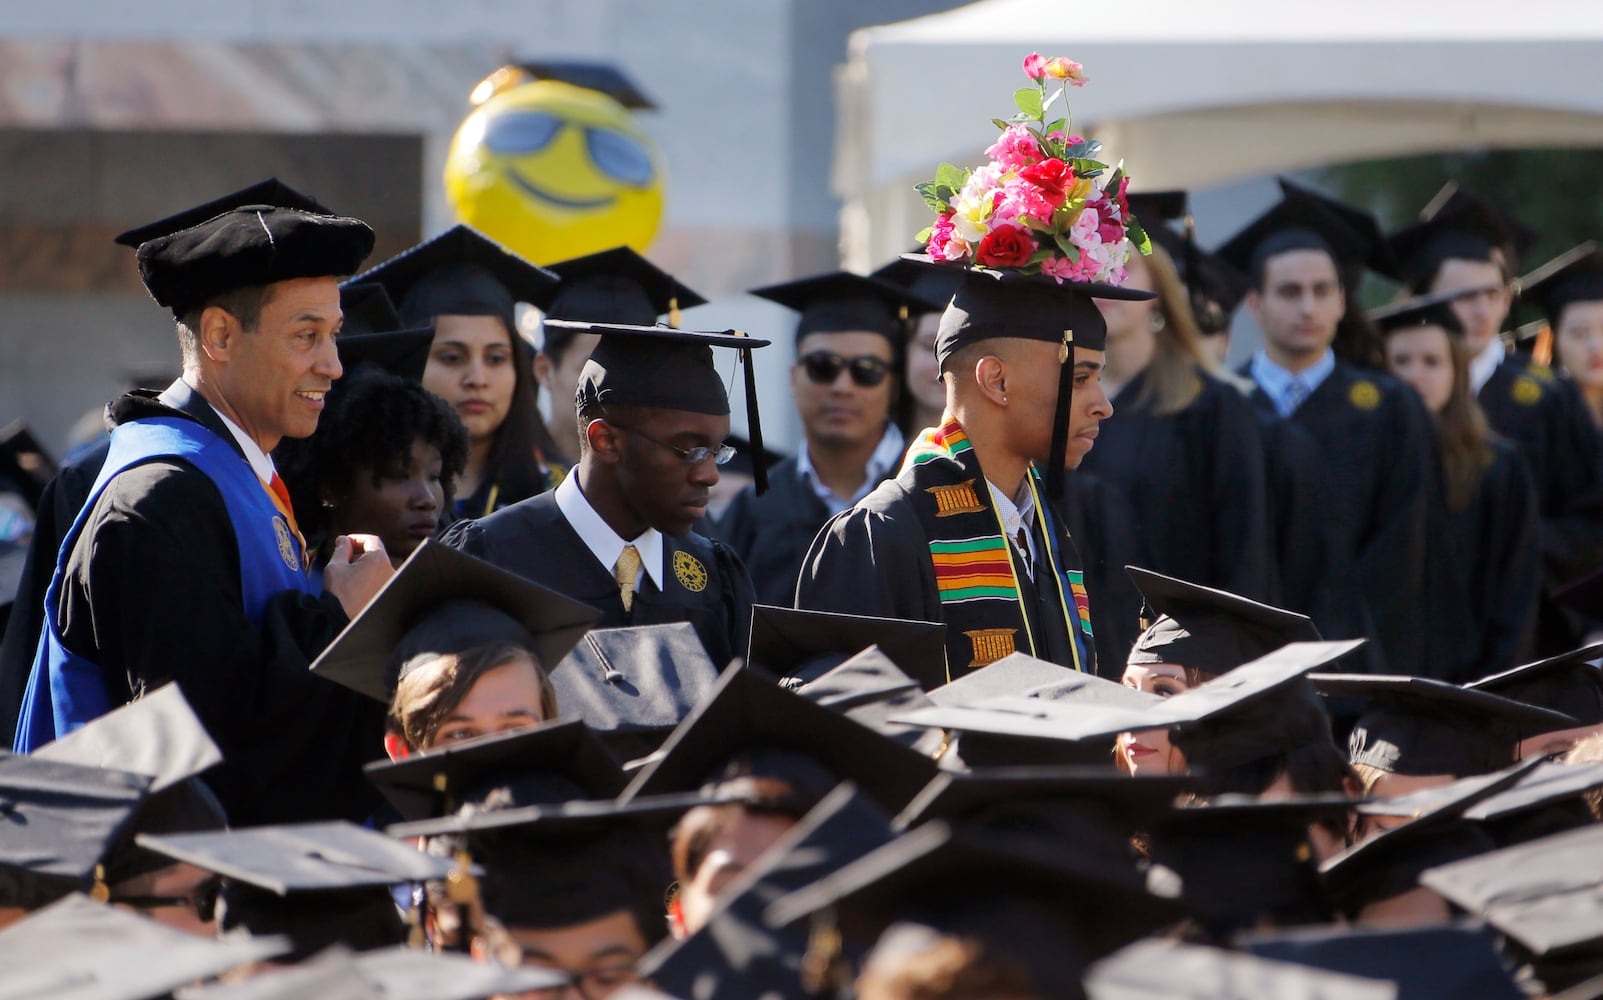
left=444, top=78, right=666, bottom=265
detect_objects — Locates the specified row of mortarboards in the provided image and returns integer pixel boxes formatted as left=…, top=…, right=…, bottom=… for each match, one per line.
left=5, top=534, right=1603, bottom=998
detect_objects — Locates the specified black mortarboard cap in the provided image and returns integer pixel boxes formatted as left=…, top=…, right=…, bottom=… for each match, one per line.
left=0, top=894, right=287, bottom=1000
left=0, top=421, right=55, bottom=512
left=309, top=540, right=599, bottom=705
left=1367, top=289, right=1467, bottom=338
left=1520, top=242, right=1603, bottom=327
left=1320, top=760, right=1536, bottom=916
left=926, top=649, right=1082, bottom=707
left=334, top=282, right=434, bottom=384
left=639, top=783, right=895, bottom=999
left=548, top=622, right=723, bottom=762
left=1215, top=180, right=1398, bottom=287
left=176, top=944, right=572, bottom=1000
left=750, top=271, right=931, bottom=345
left=0, top=753, right=150, bottom=909
left=1312, top=673, right=1576, bottom=776
left=1389, top=182, right=1538, bottom=292
left=364, top=716, right=625, bottom=822
left=34, top=684, right=226, bottom=882
left=746, top=605, right=946, bottom=690
left=1151, top=794, right=1356, bottom=927
left=906, top=640, right=1363, bottom=748
left=1242, top=922, right=1525, bottom=1000
left=135, top=820, right=456, bottom=895
left=114, top=177, right=332, bottom=249
left=1127, top=566, right=1322, bottom=678
left=870, top=256, right=965, bottom=317
left=544, top=245, right=706, bottom=326
left=1127, top=190, right=1251, bottom=336
left=351, top=225, right=560, bottom=330
left=1420, top=821, right=1603, bottom=960
left=135, top=821, right=452, bottom=963
left=894, top=765, right=1188, bottom=833
left=789, top=646, right=947, bottom=755
left=1085, top=938, right=1398, bottom=1000
left=506, top=61, right=656, bottom=110
left=620, top=661, right=939, bottom=813
left=765, top=811, right=1188, bottom=975
left=1466, top=643, right=1603, bottom=727
left=1463, top=759, right=1603, bottom=846
left=136, top=206, right=374, bottom=317
left=909, top=254, right=1151, bottom=497
left=569, top=318, right=773, bottom=490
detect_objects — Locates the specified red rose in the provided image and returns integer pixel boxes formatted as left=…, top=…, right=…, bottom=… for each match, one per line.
left=1019, top=158, right=1073, bottom=203
left=975, top=224, right=1036, bottom=268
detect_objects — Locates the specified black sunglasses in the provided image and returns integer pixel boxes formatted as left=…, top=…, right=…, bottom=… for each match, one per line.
left=800, top=351, right=891, bottom=388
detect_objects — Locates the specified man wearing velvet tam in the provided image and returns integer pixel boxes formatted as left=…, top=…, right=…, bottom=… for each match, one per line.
left=13, top=192, right=395, bottom=828
left=797, top=264, right=1151, bottom=680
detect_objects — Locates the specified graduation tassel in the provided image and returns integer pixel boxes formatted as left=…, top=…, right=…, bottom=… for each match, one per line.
left=1044, top=328, right=1075, bottom=501
left=738, top=336, right=769, bottom=495
left=90, top=864, right=110, bottom=902
left=667, top=296, right=682, bottom=329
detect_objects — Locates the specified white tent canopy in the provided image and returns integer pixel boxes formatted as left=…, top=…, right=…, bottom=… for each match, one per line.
left=835, top=0, right=1603, bottom=267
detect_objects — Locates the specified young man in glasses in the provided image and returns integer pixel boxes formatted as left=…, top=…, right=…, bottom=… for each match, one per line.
left=717, top=274, right=938, bottom=604
left=445, top=321, right=763, bottom=667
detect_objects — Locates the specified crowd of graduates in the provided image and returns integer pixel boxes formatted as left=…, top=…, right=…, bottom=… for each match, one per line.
left=2, top=159, right=1603, bottom=1000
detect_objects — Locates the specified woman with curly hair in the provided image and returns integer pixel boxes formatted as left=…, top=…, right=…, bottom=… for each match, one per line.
left=280, top=370, right=469, bottom=569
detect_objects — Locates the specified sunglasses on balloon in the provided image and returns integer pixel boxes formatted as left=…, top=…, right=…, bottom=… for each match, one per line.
left=798, top=351, right=892, bottom=388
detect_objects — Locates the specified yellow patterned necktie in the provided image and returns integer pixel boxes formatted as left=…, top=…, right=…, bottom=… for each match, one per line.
left=614, top=544, right=643, bottom=612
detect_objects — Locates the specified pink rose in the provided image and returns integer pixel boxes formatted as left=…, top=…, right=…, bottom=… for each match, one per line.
left=993, top=177, right=1056, bottom=227
left=1023, top=53, right=1048, bottom=81
left=1044, top=57, right=1088, bottom=86
left=984, top=125, right=1041, bottom=172
left=1018, top=158, right=1074, bottom=204
left=975, top=223, right=1035, bottom=268
left=927, top=213, right=968, bottom=262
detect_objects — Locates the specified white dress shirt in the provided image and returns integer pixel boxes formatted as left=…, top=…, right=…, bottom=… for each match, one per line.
left=204, top=397, right=277, bottom=484
left=554, top=472, right=665, bottom=591
left=1470, top=337, right=1505, bottom=395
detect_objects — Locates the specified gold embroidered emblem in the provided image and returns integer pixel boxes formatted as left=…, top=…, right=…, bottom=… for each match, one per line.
left=1512, top=376, right=1543, bottom=406
left=1348, top=380, right=1381, bottom=411
left=273, top=517, right=298, bottom=571
left=965, top=628, right=1018, bottom=668
left=673, top=550, right=709, bottom=592
left=926, top=480, right=985, bottom=517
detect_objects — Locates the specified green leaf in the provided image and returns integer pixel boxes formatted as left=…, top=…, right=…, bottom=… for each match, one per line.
left=1125, top=215, right=1152, bottom=256
left=915, top=226, right=934, bottom=244
left=934, top=162, right=969, bottom=191
left=992, top=118, right=1014, bottom=131
left=914, top=181, right=949, bottom=214
left=1053, top=231, right=1082, bottom=262
left=1014, top=87, right=1043, bottom=120
left=1028, top=247, right=1057, bottom=264
left=1046, top=118, right=1067, bottom=136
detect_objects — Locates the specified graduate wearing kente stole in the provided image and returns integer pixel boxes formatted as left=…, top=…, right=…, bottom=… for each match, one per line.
left=797, top=262, right=1154, bottom=682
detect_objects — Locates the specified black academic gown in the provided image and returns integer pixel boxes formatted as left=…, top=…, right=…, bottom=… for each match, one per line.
left=1433, top=438, right=1541, bottom=681
left=1241, top=362, right=1434, bottom=674
left=0, top=438, right=107, bottom=746
left=796, top=476, right=1091, bottom=677
left=442, top=490, right=755, bottom=668
left=1255, top=414, right=1332, bottom=617
left=1060, top=472, right=1150, bottom=678
left=51, top=383, right=383, bottom=827
left=1079, top=369, right=1274, bottom=602
left=1478, top=358, right=1603, bottom=652
left=715, top=456, right=843, bottom=608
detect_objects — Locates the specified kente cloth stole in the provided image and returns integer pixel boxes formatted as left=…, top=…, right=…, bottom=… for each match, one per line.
left=902, top=415, right=1091, bottom=675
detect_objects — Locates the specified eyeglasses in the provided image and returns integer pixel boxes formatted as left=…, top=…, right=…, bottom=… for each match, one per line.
left=112, top=877, right=222, bottom=923
left=799, top=351, right=892, bottom=388
left=616, top=426, right=736, bottom=466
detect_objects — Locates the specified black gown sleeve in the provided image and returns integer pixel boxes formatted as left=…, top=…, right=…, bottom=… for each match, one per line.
left=1357, top=389, right=1433, bottom=672
left=1062, top=474, right=1148, bottom=678
left=1540, top=379, right=1603, bottom=583
left=439, top=515, right=488, bottom=557
left=1475, top=444, right=1541, bottom=678
left=57, top=460, right=376, bottom=826
left=794, top=499, right=938, bottom=622
left=1198, top=383, right=1275, bottom=602
left=711, top=539, right=757, bottom=660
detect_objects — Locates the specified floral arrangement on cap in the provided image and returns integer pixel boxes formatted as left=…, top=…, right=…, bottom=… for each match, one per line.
left=917, top=54, right=1150, bottom=285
